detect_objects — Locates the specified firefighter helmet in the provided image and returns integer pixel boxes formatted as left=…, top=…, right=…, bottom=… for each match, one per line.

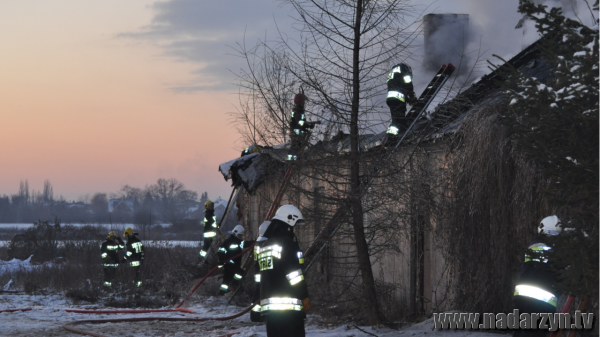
left=123, top=227, right=133, bottom=237
left=257, top=221, right=271, bottom=242
left=232, top=225, right=245, bottom=235
left=272, top=205, right=305, bottom=226
left=205, top=200, right=214, bottom=210
left=538, top=216, right=562, bottom=236
left=107, top=231, right=116, bottom=239
left=387, top=63, right=413, bottom=83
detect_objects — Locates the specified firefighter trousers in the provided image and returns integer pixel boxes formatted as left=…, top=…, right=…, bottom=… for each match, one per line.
left=265, top=312, right=305, bottom=337
left=103, top=267, right=117, bottom=286
left=512, top=297, right=556, bottom=337
left=219, top=263, right=242, bottom=295
left=386, top=99, right=409, bottom=130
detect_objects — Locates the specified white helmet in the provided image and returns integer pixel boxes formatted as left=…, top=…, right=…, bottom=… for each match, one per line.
left=538, top=215, right=562, bottom=236
left=272, top=205, right=305, bottom=226
left=256, top=221, right=271, bottom=242
left=232, top=225, right=245, bottom=235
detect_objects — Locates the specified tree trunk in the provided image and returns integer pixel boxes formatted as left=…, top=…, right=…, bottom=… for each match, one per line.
left=349, top=0, right=383, bottom=325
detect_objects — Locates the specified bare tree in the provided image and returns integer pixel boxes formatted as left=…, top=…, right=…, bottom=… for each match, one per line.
left=90, top=193, right=109, bottom=223
left=233, top=0, right=427, bottom=324
left=43, top=180, right=54, bottom=203
left=150, top=178, right=198, bottom=224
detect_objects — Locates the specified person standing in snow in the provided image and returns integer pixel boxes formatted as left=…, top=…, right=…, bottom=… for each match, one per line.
left=258, top=205, right=309, bottom=337
left=512, top=216, right=562, bottom=337
left=122, top=227, right=144, bottom=287
left=100, top=231, right=124, bottom=287
left=199, top=200, right=218, bottom=259
left=385, top=63, right=417, bottom=138
left=216, top=225, right=246, bottom=295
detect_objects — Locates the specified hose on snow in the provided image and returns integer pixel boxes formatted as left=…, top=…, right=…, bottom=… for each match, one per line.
left=63, top=300, right=258, bottom=337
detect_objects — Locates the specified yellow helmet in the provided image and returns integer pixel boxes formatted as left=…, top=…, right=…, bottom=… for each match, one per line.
left=205, top=200, right=214, bottom=210
left=107, top=231, right=116, bottom=239
left=123, top=228, right=133, bottom=237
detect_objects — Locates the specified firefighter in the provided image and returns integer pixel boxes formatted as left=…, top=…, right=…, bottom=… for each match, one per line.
left=241, top=144, right=262, bottom=157
left=512, top=216, right=562, bottom=337
left=100, top=231, right=124, bottom=287
left=251, top=220, right=272, bottom=322
left=288, top=91, right=317, bottom=160
left=257, top=205, right=309, bottom=337
left=122, top=227, right=145, bottom=287
left=386, top=63, right=417, bottom=137
left=217, top=225, right=246, bottom=295
left=199, top=200, right=218, bottom=258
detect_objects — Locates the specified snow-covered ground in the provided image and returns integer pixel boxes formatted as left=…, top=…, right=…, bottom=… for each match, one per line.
left=0, top=240, right=201, bottom=248
left=0, top=253, right=504, bottom=336
left=0, top=292, right=506, bottom=337
left=0, top=223, right=173, bottom=229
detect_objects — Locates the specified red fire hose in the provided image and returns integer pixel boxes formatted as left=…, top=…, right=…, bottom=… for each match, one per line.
left=64, top=308, right=195, bottom=314
left=175, top=244, right=255, bottom=309
left=0, top=308, right=32, bottom=313
left=63, top=300, right=258, bottom=337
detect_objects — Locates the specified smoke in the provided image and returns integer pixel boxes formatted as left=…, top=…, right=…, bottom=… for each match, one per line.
left=423, top=14, right=470, bottom=72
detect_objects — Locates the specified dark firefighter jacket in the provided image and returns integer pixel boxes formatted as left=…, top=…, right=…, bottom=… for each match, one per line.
left=251, top=239, right=267, bottom=321
left=258, top=219, right=308, bottom=316
left=289, top=94, right=315, bottom=136
left=514, top=236, right=559, bottom=307
left=203, top=209, right=218, bottom=239
left=100, top=237, right=124, bottom=267
left=123, top=234, right=144, bottom=267
left=386, top=67, right=415, bottom=104
left=217, top=235, right=244, bottom=266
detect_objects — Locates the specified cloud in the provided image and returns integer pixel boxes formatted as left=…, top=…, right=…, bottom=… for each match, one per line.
left=121, top=0, right=296, bottom=92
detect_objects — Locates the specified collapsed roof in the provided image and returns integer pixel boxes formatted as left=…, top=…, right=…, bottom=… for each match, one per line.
left=218, top=37, right=553, bottom=194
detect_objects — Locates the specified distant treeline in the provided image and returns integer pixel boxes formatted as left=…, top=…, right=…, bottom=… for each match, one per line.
left=0, top=178, right=209, bottom=225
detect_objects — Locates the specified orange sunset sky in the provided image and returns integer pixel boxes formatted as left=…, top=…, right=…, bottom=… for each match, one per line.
left=2, top=0, right=589, bottom=202
left=1, top=1, right=250, bottom=200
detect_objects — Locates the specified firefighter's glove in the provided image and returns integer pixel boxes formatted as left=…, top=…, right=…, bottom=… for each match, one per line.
left=301, top=298, right=310, bottom=312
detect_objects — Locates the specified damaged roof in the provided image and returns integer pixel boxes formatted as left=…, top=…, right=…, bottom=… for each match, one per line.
left=218, top=36, right=554, bottom=193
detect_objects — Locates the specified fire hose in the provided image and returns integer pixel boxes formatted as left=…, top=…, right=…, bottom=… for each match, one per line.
left=63, top=300, right=258, bottom=337
left=175, top=244, right=255, bottom=309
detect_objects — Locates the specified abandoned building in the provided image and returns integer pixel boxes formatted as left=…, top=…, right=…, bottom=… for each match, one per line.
left=218, top=36, right=558, bottom=320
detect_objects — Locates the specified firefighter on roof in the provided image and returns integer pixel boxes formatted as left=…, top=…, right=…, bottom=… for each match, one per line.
left=122, top=227, right=144, bottom=287
left=512, top=216, right=562, bottom=337
left=241, top=144, right=262, bottom=157
left=288, top=91, right=317, bottom=160
left=216, top=225, right=246, bottom=295
left=386, top=63, right=417, bottom=137
left=100, top=231, right=124, bottom=287
left=258, top=205, right=309, bottom=337
left=199, top=200, right=218, bottom=259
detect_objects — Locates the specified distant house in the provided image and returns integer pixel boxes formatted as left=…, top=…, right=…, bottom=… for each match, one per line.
left=67, top=201, right=87, bottom=209
left=108, top=199, right=134, bottom=214
left=185, top=204, right=203, bottom=220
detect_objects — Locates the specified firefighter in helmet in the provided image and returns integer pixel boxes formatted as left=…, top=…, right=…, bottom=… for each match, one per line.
left=122, top=227, right=145, bottom=287
left=257, top=205, right=309, bottom=337
left=200, top=200, right=218, bottom=258
left=241, top=144, right=262, bottom=157
left=216, top=225, right=246, bottom=295
left=512, top=216, right=562, bottom=337
left=386, top=63, right=416, bottom=137
left=288, top=91, right=317, bottom=160
left=100, top=231, right=124, bottom=287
